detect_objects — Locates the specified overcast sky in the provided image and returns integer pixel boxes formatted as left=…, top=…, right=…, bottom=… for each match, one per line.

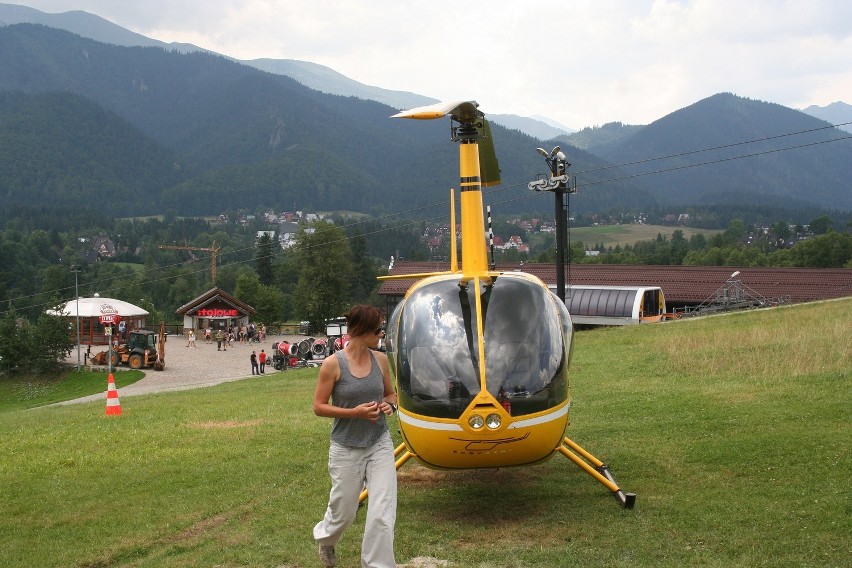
left=10, top=1, right=852, bottom=129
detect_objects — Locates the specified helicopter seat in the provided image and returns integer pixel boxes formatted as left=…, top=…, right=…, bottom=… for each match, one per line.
left=409, top=346, right=454, bottom=400
left=507, top=353, right=531, bottom=394
left=406, top=346, right=479, bottom=417
left=487, top=342, right=531, bottom=397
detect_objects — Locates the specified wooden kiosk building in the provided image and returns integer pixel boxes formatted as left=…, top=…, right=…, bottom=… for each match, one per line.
left=175, top=288, right=256, bottom=334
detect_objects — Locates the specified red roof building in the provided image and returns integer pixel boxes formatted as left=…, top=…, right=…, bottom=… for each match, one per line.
left=379, top=262, right=852, bottom=314
left=176, top=287, right=256, bottom=333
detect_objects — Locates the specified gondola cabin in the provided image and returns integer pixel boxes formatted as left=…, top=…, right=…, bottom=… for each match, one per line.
left=549, top=285, right=666, bottom=326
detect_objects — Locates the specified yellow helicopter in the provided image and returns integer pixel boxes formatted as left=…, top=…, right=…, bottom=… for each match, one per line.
left=372, top=100, right=634, bottom=508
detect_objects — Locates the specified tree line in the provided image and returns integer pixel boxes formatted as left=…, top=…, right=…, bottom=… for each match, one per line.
left=0, top=208, right=849, bottom=375
left=512, top=216, right=851, bottom=268
left=0, top=212, right=428, bottom=330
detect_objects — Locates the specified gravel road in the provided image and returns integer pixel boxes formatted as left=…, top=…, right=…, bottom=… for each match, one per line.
left=61, top=334, right=313, bottom=405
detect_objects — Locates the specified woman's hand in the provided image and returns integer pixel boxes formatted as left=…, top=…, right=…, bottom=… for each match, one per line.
left=357, top=401, right=382, bottom=423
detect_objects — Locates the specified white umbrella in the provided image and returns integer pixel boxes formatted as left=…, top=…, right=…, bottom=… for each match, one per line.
left=47, top=296, right=149, bottom=318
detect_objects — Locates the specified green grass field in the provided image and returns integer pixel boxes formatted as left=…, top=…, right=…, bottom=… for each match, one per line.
left=0, top=370, right=145, bottom=412
left=568, top=224, right=719, bottom=248
left=1, top=299, right=849, bottom=567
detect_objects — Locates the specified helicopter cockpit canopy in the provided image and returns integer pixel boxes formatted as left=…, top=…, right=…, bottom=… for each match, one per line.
left=388, top=274, right=571, bottom=420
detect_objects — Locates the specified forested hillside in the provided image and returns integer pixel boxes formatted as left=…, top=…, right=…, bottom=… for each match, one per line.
left=0, top=91, right=186, bottom=215
left=587, top=93, right=852, bottom=210
left=560, top=122, right=643, bottom=150
left=0, top=24, right=647, bottom=217
left=4, top=24, right=849, bottom=221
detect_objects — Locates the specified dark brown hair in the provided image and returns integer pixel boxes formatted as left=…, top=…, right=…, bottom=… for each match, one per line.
left=344, top=305, right=383, bottom=337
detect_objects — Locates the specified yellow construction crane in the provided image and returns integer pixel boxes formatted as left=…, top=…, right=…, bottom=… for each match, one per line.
left=157, top=241, right=220, bottom=283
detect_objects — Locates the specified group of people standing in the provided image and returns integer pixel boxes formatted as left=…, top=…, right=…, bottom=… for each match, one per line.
left=201, top=322, right=267, bottom=351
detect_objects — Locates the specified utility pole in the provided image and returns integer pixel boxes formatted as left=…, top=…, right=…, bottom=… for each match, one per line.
left=529, top=146, right=576, bottom=302
left=70, top=265, right=81, bottom=371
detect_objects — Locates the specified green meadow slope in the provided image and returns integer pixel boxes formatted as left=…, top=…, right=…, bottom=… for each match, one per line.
left=1, top=299, right=848, bottom=567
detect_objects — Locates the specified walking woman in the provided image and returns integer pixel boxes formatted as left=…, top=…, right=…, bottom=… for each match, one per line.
left=312, top=305, right=397, bottom=567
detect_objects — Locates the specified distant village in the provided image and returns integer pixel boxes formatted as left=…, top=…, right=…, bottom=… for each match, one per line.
left=419, top=213, right=690, bottom=257
left=79, top=208, right=819, bottom=263
left=251, top=210, right=328, bottom=250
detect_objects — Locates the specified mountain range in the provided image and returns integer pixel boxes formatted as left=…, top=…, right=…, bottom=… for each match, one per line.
left=1, top=5, right=850, bottom=217
left=800, top=102, right=852, bottom=134
left=5, top=3, right=849, bottom=137
left=0, top=2, right=575, bottom=137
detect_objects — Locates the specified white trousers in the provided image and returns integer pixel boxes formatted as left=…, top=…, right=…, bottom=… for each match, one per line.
left=313, top=432, right=397, bottom=568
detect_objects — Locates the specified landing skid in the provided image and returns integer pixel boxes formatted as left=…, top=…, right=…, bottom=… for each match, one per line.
left=557, top=437, right=636, bottom=509
left=360, top=440, right=635, bottom=509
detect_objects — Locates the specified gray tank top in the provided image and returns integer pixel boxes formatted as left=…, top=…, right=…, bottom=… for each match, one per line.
left=330, top=350, right=389, bottom=448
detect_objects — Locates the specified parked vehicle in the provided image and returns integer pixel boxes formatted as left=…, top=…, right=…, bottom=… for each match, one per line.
left=92, top=323, right=165, bottom=370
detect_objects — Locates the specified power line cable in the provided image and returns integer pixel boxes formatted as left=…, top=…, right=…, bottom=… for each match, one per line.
left=576, top=135, right=851, bottom=189
left=571, top=121, right=852, bottom=176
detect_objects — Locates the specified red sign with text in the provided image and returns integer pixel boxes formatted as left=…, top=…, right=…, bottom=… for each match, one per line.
left=196, top=308, right=239, bottom=318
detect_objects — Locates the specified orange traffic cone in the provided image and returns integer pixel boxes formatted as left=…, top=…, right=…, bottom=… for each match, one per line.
left=105, top=373, right=122, bottom=416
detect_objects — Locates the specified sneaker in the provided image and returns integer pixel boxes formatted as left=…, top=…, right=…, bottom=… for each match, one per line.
left=318, top=544, right=336, bottom=567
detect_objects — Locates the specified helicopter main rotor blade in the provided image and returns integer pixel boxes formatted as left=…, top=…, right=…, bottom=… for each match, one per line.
left=392, top=100, right=481, bottom=122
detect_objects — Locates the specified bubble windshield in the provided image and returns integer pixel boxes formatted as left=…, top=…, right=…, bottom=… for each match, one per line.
left=388, top=275, right=569, bottom=419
